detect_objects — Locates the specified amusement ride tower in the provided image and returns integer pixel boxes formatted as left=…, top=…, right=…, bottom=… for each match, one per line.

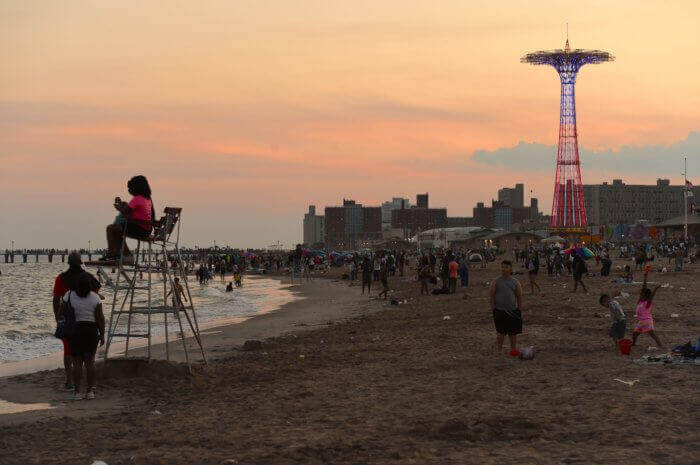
left=522, top=38, right=613, bottom=234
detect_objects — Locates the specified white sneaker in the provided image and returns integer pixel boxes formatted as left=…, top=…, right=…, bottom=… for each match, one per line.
left=86, top=388, right=96, bottom=400
left=71, top=391, right=83, bottom=401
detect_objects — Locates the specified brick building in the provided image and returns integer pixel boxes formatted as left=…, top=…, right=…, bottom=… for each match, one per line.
left=324, top=199, right=382, bottom=249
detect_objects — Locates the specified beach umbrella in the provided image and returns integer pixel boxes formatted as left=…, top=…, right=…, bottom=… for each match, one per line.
left=580, top=247, right=595, bottom=258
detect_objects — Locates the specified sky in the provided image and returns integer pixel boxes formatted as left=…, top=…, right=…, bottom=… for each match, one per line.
left=1, top=1, right=698, bottom=249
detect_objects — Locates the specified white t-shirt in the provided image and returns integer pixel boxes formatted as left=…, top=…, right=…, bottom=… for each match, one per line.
left=63, top=291, right=101, bottom=322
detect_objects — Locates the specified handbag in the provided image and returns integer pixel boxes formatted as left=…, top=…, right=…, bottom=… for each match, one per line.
left=54, top=292, right=77, bottom=339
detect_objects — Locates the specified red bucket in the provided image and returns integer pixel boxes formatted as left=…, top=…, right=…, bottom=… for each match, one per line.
left=618, top=338, right=632, bottom=355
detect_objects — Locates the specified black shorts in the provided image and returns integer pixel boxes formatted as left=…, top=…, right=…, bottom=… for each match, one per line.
left=528, top=269, right=538, bottom=276
left=69, top=322, right=99, bottom=356
left=124, top=221, right=151, bottom=240
left=609, top=319, right=626, bottom=339
left=493, top=309, right=522, bottom=336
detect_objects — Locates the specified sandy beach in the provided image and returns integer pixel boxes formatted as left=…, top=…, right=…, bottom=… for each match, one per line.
left=1, top=264, right=698, bottom=464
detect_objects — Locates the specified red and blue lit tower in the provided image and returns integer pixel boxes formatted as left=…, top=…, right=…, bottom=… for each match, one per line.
left=522, top=39, right=613, bottom=234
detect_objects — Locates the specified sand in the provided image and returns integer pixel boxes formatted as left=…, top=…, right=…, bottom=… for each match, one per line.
left=1, top=262, right=698, bottom=464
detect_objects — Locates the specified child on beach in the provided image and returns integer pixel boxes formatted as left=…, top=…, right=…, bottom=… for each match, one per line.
left=234, top=271, right=242, bottom=287
left=632, top=270, right=663, bottom=348
left=166, top=277, right=188, bottom=309
left=599, top=292, right=626, bottom=349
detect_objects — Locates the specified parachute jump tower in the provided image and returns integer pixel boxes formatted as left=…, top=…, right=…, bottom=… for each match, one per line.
left=522, top=37, right=613, bottom=234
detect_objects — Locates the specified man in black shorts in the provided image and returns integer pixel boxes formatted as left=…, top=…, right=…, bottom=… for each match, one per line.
left=489, top=260, right=524, bottom=354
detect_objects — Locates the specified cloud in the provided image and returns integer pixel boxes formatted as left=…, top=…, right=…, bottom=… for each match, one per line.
left=471, top=132, right=700, bottom=176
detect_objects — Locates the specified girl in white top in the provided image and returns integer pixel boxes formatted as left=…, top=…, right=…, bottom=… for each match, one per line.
left=60, top=272, right=105, bottom=400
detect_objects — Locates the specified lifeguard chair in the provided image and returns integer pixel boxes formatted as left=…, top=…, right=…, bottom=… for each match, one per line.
left=90, top=207, right=206, bottom=369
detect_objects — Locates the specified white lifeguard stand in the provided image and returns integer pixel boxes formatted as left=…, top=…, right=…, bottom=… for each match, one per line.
left=91, top=207, right=206, bottom=369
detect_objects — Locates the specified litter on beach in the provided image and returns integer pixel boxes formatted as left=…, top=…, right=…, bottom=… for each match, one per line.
left=443, top=315, right=451, bottom=320
left=613, top=378, right=639, bottom=386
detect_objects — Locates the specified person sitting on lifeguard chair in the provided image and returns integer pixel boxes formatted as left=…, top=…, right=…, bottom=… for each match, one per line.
left=99, top=175, right=156, bottom=263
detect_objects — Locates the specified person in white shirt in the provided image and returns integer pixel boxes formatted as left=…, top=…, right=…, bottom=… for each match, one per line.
left=60, top=273, right=105, bottom=400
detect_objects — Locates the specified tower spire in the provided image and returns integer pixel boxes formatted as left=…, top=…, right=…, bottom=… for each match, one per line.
left=564, top=23, right=570, bottom=52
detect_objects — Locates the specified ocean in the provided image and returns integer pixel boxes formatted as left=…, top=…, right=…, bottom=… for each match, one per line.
left=0, top=257, right=296, bottom=364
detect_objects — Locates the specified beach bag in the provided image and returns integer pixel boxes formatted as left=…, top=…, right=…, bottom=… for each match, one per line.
left=54, top=292, right=77, bottom=339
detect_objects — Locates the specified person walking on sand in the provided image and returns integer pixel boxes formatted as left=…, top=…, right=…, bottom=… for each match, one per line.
left=527, top=252, right=542, bottom=295
left=599, top=292, right=627, bottom=350
left=378, top=259, right=389, bottom=299
left=489, top=260, right=524, bottom=354
left=572, top=254, right=588, bottom=293
left=448, top=254, right=458, bottom=294
left=361, top=256, right=372, bottom=296
left=59, top=272, right=106, bottom=400
left=459, top=253, right=469, bottom=288
left=632, top=270, right=663, bottom=348
left=52, top=251, right=102, bottom=391
left=419, top=261, right=430, bottom=295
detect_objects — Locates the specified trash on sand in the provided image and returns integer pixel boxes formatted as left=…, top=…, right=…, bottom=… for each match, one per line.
left=680, top=287, right=686, bottom=290
left=661, top=267, right=667, bottom=273
left=152, top=410, right=162, bottom=415
left=299, top=354, right=305, bottom=359
left=670, top=313, right=680, bottom=318
left=519, top=347, right=534, bottom=360
left=91, top=462, right=108, bottom=465
left=647, top=346, right=658, bottom=351
left=661, top=283, right=670, bottom=288
left=613, top=378, right=640, bottom=386
left=619, top=292, right=630, bottom=299
left=443, top=315, right=451, bottom=320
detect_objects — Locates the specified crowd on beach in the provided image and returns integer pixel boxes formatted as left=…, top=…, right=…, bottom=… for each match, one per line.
left=44, top=173, right=697, bottom=401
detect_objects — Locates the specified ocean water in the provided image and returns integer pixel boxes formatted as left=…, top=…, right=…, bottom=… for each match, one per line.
left=0, top=257, right=296, bottom=363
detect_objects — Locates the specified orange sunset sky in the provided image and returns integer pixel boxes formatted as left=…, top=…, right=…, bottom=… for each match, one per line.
left=1, top=1, right=698, bottom=249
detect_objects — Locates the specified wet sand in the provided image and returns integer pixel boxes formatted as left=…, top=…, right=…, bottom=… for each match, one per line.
left=1, top=262, right=698, bottom=464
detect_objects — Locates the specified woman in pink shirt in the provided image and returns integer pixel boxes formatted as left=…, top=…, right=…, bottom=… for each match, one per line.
left=101, top=175, right=155, bottom=261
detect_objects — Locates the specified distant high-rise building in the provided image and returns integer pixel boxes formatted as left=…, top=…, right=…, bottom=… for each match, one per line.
left=497, top=183, right=524, bottom=208
left=473, top=198, right=534, bottom=231
left=416, top=193, right=429, bottom=209
left=381, top=197, right=410, bottom=225
left=530, top=197, right=539, bottom=220
left=390, top=193, right=446, bottom=236
left=583, top=179, right=699, bottom=226
left=303, top=205, right=325, bottom=246
left=324, top=199, right=382, bottom=249
left=391, top=208, right=447, bottom=236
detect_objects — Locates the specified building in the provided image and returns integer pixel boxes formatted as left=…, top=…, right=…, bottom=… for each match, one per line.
left=446, top=217, right=477, bottom=228
left=493, top=202, right=513, bottom=230
left=390, top=193, right=447, bottom=236
left=583, top=179, right=700, bottom=227
left=381, top=197, right=410, bottom=226
left=303, top=205, right=325, bottom=246
left=472, top=198, right=539, bottom=231
left=416, top=193, right=429, bottom=209
left=324, top=199, right=382, bottom=249
left=497, top=183, right=524, bottom=208
left=654, top=213, right=700, bottom=242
